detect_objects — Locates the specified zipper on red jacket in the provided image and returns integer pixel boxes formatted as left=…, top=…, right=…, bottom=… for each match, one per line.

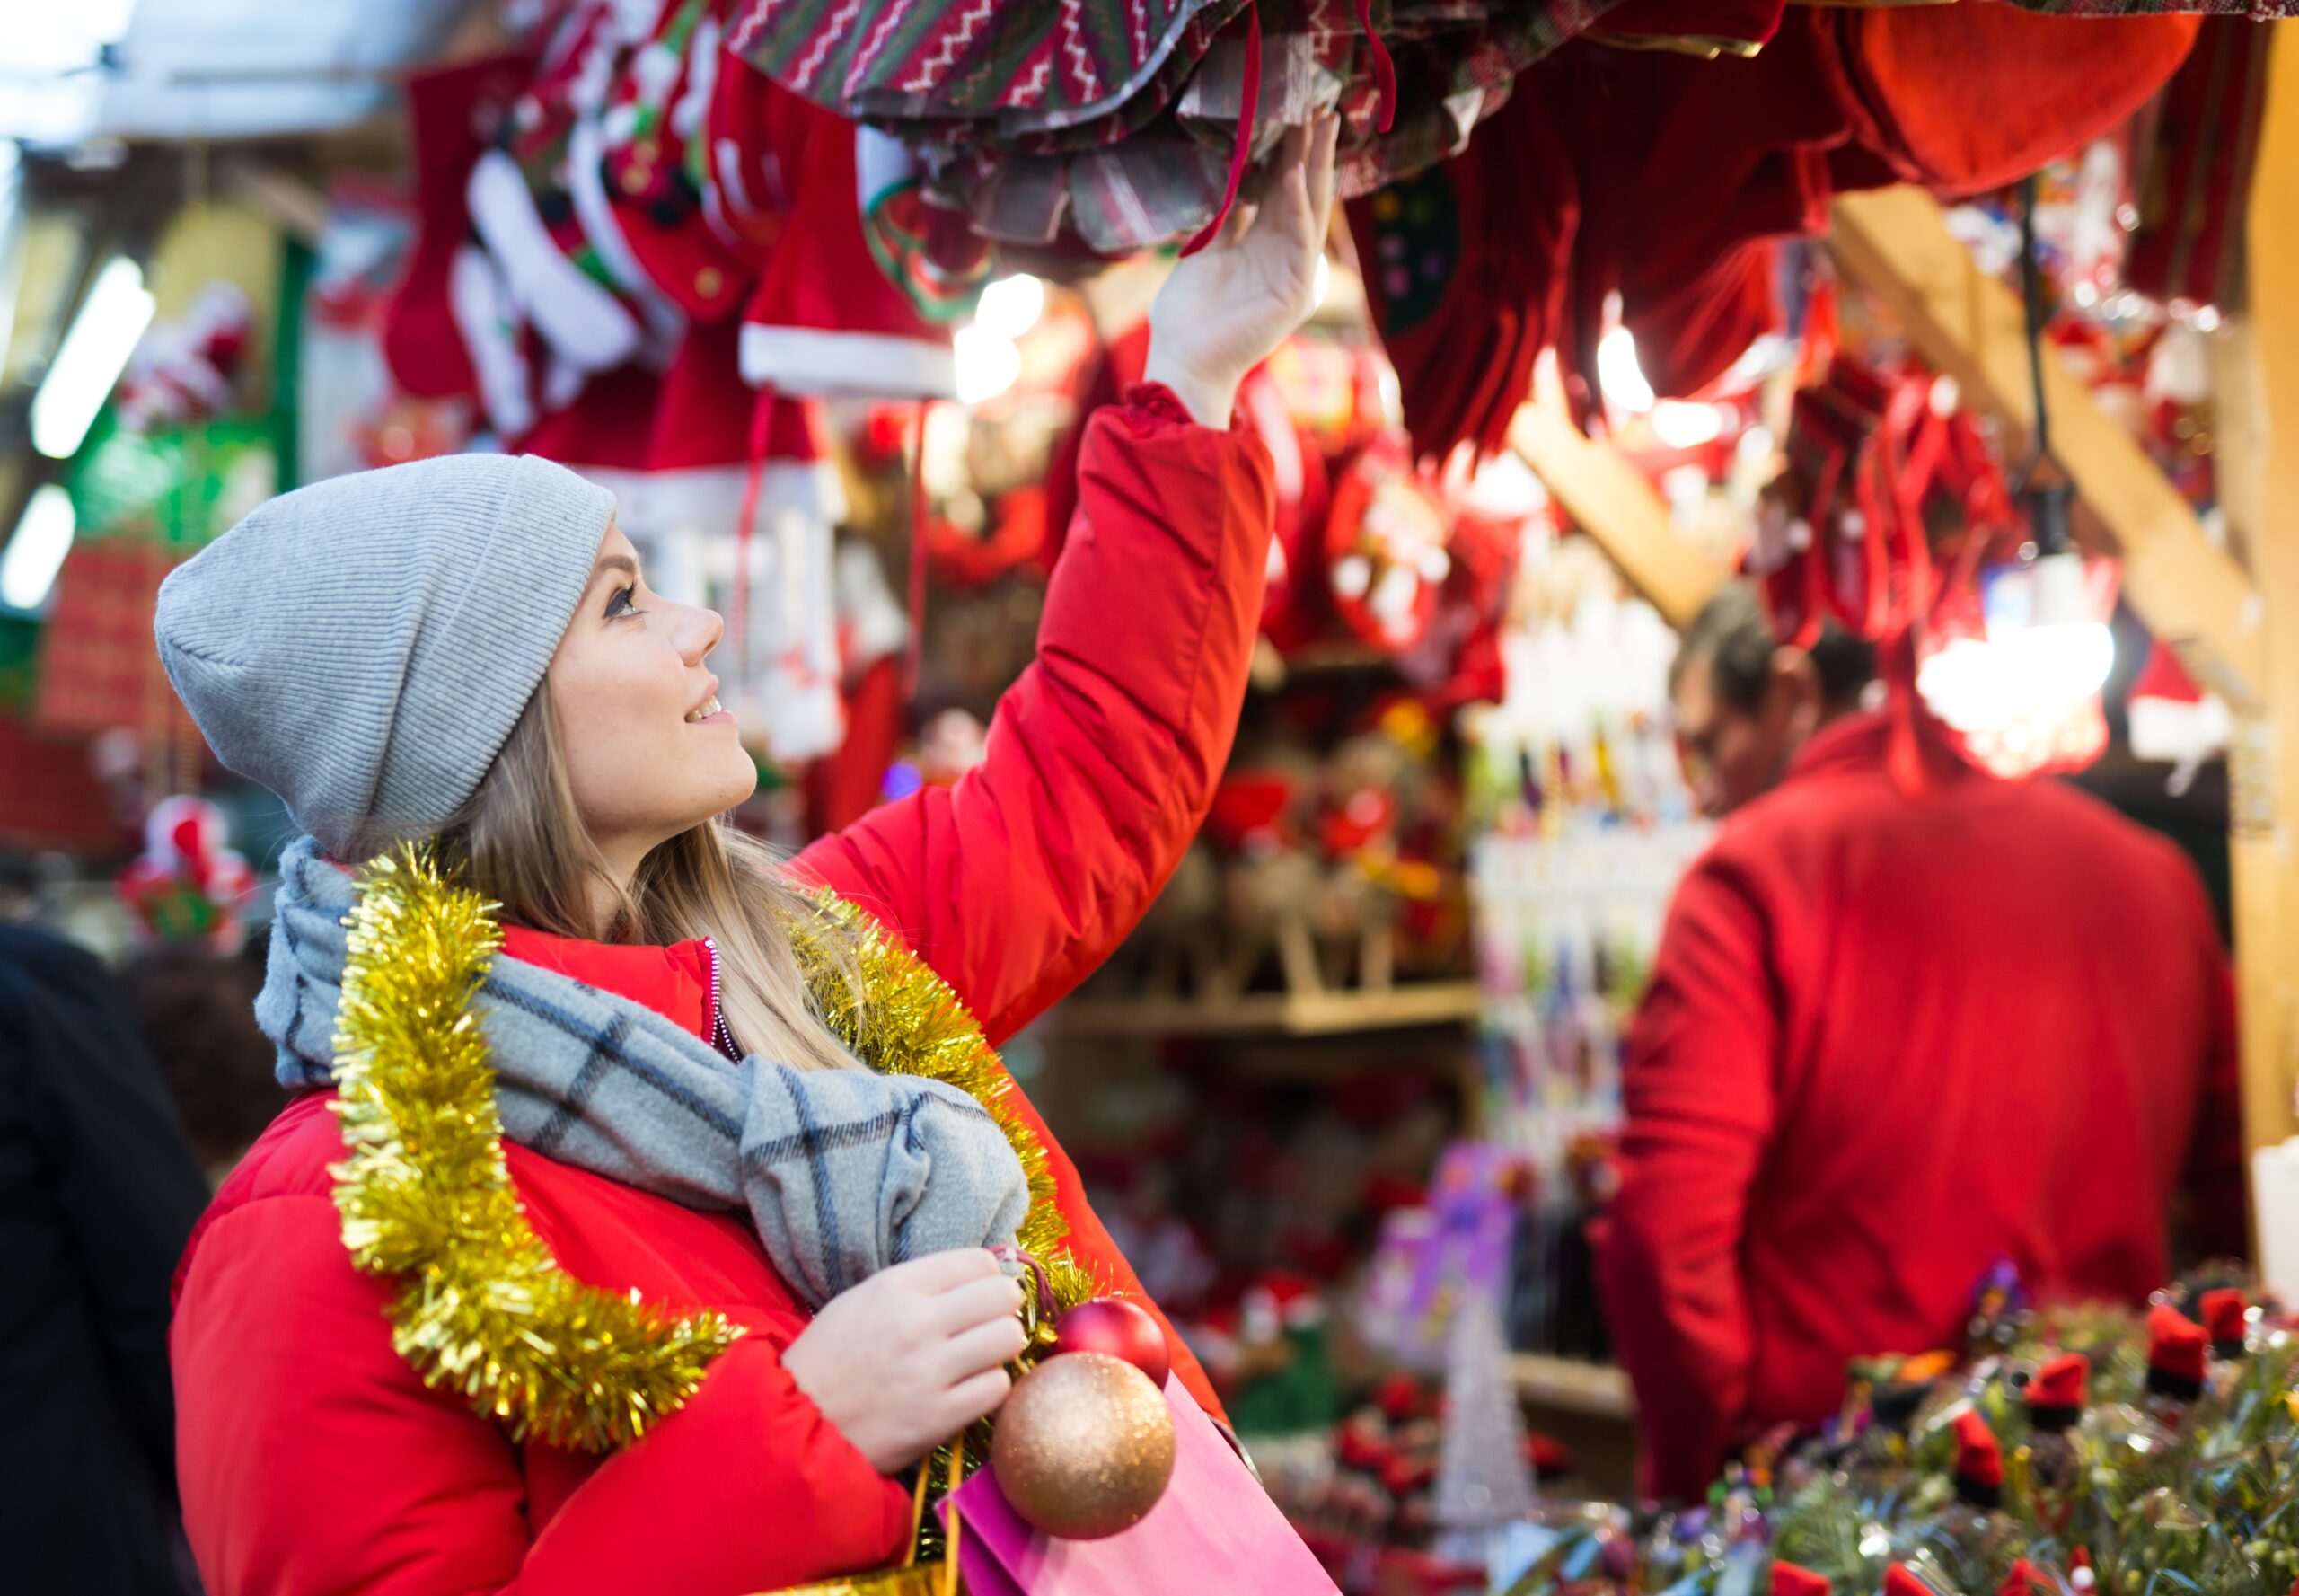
left=700, top=937, right=741, bottom=1062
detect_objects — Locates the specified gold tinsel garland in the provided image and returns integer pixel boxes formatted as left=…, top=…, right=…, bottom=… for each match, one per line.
left=329, top=847, right=1100, bottom=1459
left=330, top=849, right=745, bottom=1451
left=792, top=891, right=1103, bottom=1316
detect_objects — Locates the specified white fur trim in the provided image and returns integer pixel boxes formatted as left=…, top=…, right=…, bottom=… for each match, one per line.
left=740, top=323, right=957, bottom=400
left=2129, top=692, right=2230, bottom=766
left=448, top=244, right=535, bottom=438
left=467, top=147, right=640, bottom=372
left=562, top=458, right=849, bottom=541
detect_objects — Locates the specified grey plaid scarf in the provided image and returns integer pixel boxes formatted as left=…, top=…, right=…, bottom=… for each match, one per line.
left=258, top=835, right=1029, bottom=1308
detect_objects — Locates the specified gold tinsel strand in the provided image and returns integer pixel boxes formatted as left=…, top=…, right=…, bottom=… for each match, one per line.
left=329, top=848, right=745, bottom=1452
left=769, top=1564, right=953, bottom=1596
left=328, top=849, right=1104, bottom=1467
left=790, top=891, right=1105, bottom=1313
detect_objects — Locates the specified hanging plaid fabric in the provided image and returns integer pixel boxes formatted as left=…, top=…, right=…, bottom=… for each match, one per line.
left=728, top=0, right=1630, bottom=296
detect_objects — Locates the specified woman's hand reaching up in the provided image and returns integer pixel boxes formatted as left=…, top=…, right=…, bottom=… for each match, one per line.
left=1142, top=112, right=1342, bottom=428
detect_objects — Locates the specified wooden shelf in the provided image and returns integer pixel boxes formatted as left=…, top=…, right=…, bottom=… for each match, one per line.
left=1511, top=1354, right=1636, bottom=1419
left=1051, top=981, right=1484, bottom=1039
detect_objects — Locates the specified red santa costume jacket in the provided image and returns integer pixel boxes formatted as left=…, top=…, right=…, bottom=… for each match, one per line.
left=170, top=385, right=1273, bottom=1596
left=1594, top=709, right=2245, bottom=1503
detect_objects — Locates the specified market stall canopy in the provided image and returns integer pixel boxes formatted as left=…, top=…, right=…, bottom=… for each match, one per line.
left=0, top=0, right=474, bottom=146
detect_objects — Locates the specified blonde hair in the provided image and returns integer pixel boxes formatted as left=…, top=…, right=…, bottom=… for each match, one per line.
left=432, top=679, right=865, bottom=1071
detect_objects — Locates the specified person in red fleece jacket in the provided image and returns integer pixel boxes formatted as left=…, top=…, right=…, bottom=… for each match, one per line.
left=1596, top=582, right=2243, bottom=1503
left=162, top=119, right=1337, bottom=1596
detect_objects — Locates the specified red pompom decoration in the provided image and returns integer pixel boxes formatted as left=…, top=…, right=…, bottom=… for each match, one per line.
left=1772, top=1561, right=1834, bottom=1596
left=2200, top=1287, right=2250, bottom=1347
left=2027, top=1351, right=2090, bottom=1413
left=1052, top=1298, right=1170, bottom=1392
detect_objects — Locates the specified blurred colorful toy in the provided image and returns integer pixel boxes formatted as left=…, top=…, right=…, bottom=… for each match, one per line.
left=116, top=797, right=258, bottom=953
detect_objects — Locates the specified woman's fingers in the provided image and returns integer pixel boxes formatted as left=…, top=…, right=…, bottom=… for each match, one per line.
left=893, top=1248, right=1004, bottom=1295
left=928, top=1270, right=1025, bottom=1336
left=935, top=1366, right=1017, bottom=1433
left=935, top=1313, right=1032, bottom=1386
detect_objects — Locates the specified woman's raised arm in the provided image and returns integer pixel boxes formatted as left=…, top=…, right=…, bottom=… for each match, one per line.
left=794, top=117, right=1338, bottom=1045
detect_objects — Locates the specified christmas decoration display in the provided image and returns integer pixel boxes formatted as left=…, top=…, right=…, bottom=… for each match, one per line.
left=113, top=283, right=253, bottom=435
left=991, top=1350, right=1180, bottom=1540
left=115, top=795, right=258, bottom=952
left=380, top=2, right=969, bottom=766
left=1491, top=1273, right=2299, bottom=1596
left=1346, top=4, right=2198, bottom=461
left=732, top=0, right=1614, bottom=295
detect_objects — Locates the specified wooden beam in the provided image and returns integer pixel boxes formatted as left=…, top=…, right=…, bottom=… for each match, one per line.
left=2232, top=30, right=2299, bottom=1160
left=1507, top=373, right=1732, bottom=628
left=1828, top=187, right=2266, bottom=709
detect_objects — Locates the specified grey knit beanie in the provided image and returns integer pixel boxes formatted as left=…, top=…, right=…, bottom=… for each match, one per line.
left=155, top=453, right=616, bottom=860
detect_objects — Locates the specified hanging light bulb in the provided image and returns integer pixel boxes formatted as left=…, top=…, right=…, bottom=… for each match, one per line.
left=1597, top=326, right=1655, bottom=412
left=972, top=274, right=1045, bottom=340
left=951, top=325, right=1021, bottom=406
left=1920, top=174, right=2114, bottom=761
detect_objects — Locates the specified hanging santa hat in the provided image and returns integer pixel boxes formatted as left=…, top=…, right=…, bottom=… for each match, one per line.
left=1885, top=1567, right=1941, bottom=1596
left=2127, top=639, right=2229, bottom=792
left=739, top=118, right=956, bottom=401
left=1998, top=1560, right=2056, bottom=1596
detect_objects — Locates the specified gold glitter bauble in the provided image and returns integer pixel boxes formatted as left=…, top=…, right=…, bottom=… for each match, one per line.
left=991, top=1352, right=1177, bottom=1540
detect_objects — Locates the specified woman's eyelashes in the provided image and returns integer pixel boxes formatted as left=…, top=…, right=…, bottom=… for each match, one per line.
left=605, top=585, right=639, bottom=619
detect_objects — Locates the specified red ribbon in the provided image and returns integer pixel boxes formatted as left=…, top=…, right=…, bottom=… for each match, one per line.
left=1353, top=0, right=1397, bottom=133
left=1181, top=4, right=1264, bottom=257
left=905, top=401, right=930, bottom=700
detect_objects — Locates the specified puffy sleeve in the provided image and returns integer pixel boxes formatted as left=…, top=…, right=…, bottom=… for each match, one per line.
left=793, top=383, right=1276, bottom=1045
left=1594, top=851, right=1780, bottom=1503
left=172, top=1194, right=911, bottom=1596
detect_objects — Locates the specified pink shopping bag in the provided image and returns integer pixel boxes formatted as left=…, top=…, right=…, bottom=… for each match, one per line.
left=943, top=1375, right=1341, bottom=1595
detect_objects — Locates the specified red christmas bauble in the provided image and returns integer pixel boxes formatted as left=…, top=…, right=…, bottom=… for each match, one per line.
left=1052, top=1298, right=1170, bottom=1391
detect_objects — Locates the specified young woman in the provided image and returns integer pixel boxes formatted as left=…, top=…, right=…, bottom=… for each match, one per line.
left=163, top=119, right=1337, bottom=1596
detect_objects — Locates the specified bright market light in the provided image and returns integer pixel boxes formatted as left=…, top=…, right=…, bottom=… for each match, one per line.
left=1, top=485, right=75, bottom=611
left=1919, top=552, right=2116, bottom=740
left=1597, top=326, right=1654, bottom=411
left=1917, top=623, right=2116, bottom=736
left=972, top=274, right=1044, bottom=340
left=31, top=255, right=154, bottom=459
left=1651, top=401, right=1724, bottom=450
left=951, top=325, right=1020, bottom=407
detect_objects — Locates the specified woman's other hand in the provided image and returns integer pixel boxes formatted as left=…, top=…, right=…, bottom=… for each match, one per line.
left=783, top=1248, right=1027, bottom=1474
left=1142, top=111, right=1341, bottom=428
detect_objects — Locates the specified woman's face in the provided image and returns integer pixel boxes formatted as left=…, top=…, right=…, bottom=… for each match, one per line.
left=547, top=522, right=755, bottom=874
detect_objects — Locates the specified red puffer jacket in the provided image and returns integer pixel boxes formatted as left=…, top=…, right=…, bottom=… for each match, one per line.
left=170, top=384, right=1273, bottom=1596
